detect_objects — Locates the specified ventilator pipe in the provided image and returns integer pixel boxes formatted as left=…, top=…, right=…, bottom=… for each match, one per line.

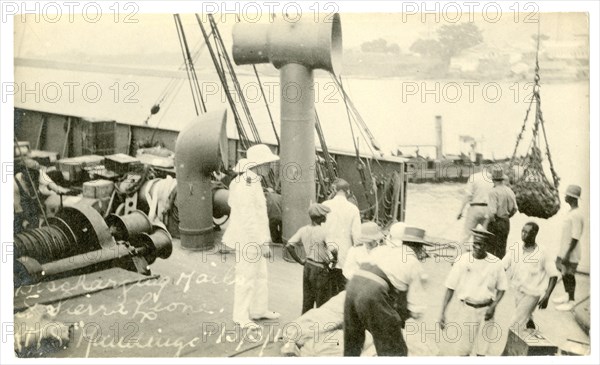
left=175, top=109, right=228, bottom=250
left=232, top=14, right=342, bottom=244
left=279, top=64, right=318, bottom=242
left=232, top=14, right=342, bottom=73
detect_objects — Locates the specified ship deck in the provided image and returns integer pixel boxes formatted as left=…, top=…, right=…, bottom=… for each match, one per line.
left=18, top=231, right=590, bottom=358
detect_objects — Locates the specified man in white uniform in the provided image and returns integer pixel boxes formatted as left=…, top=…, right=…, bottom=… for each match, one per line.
left=222, top=145, right=280, bottom=328
left=439, top=226, right=508, bottom=356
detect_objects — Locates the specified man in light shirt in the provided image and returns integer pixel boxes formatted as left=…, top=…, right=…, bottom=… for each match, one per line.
left=280, top=221, right=385, bottom=357
left=342, top=221, right=390, bottom=280
left=343, top=225, right=431, bottom=356
left=457, top=171, right=492, bottom=250
left=439, top=226, right=508, bottom=356
left=501, top=222, right=558, bottom=354
left=553, top=184, right=585, bottom=311
left=323, top=178, right=362, bottom=295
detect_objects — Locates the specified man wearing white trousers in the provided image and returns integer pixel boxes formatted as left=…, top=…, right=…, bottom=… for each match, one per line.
left=439, top=226, right=508, bottom=356
left=223, top=145, right=281, bottom=328
left=501, top=222, right=558, bottom=354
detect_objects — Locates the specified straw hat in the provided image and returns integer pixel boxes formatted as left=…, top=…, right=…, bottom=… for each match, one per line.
left=357, top=221, right=384, bottom=243
left=246, top=144, right=279, bottom=167
left=387, top=222, right=406, bottom=246
left=400, top=226, right=433, bottom=246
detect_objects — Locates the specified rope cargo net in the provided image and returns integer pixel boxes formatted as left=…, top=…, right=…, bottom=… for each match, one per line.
left=509, top=43, right=561, bottom=219
left=511, top=146, right=560, bottom=219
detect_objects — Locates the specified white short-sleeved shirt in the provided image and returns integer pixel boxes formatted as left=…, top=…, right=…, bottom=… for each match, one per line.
left=367, top=245, right=423, bottom=291
left=465, top=173, right=492, bottom=204
left=445, top=252, right=508, bottom=303
left=559, top=208, right=585, bottom=263
left=503, top=242, right=560, bottom=297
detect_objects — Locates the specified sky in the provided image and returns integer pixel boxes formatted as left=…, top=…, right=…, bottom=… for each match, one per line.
left=15, top=12, right=588, bottom=64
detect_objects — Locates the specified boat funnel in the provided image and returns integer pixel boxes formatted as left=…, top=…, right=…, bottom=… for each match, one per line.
left=175, top=109, right=228, bottom=250
left=232, top=14, right=342, bottom=244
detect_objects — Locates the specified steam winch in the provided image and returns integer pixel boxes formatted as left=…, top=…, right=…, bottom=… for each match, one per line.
left=14, top=202, right=172, bottom=287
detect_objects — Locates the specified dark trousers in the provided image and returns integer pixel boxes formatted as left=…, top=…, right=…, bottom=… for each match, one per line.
left=487, top=217, right=510, bottom=259
left=269, top=218, right=282, bottom=243
left=302, top=262, right=333, bottom=314
left=343, top=275, right=407, bottom=356
left=330, top=268, right=347, bottom=296
left=556, top=257, right=578, bottom=301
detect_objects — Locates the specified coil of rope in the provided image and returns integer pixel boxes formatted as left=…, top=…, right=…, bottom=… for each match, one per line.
left=15, top=225, right=71, bottom=263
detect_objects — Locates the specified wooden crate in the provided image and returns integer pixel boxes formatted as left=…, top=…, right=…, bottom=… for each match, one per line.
left=77, top=118, right=116, bottom=156
left=83, top=179, right=114, bottom=199
left=505, top=328, right=558, bottom=356
left=57, top=155, right=105, bottom=182
left=30, top=150, right=59, bottom=166
left=104, top=153, right=142, bottom=175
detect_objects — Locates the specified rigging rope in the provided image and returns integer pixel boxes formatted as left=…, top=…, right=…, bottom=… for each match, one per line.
left=330, top=73, right=384, bottom=173
left=173, top=14, right=207, bottom=115
left=146, top=40, right=207, bottom=126
left=195, top=14, right=251, bottom=150
left=208, top=15, right=262, bottom=144
left=315, top=110, right=337, bottom=183
left=337, top=75, right=374, bottom=215
left=199, top=14, right=278, bottom=189
left=173, top=15, right=199, bottom=116
left=331, top=74, right=383, bottom=153
left=337, top=75, right=360, bottom=158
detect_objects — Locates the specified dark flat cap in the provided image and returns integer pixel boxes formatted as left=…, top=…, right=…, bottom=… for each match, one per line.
left=308, top=203, right=331, bottom=218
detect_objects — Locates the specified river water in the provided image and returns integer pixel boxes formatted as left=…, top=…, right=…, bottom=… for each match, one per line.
left=14, top=67, right=590, bottom=271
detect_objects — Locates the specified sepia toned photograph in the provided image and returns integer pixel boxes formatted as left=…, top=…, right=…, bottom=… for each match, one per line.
left=2, top=0, right=597, bottom=361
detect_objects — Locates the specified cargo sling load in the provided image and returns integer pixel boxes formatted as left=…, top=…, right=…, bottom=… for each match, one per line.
left=508, top=29, right=561, bottom=219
